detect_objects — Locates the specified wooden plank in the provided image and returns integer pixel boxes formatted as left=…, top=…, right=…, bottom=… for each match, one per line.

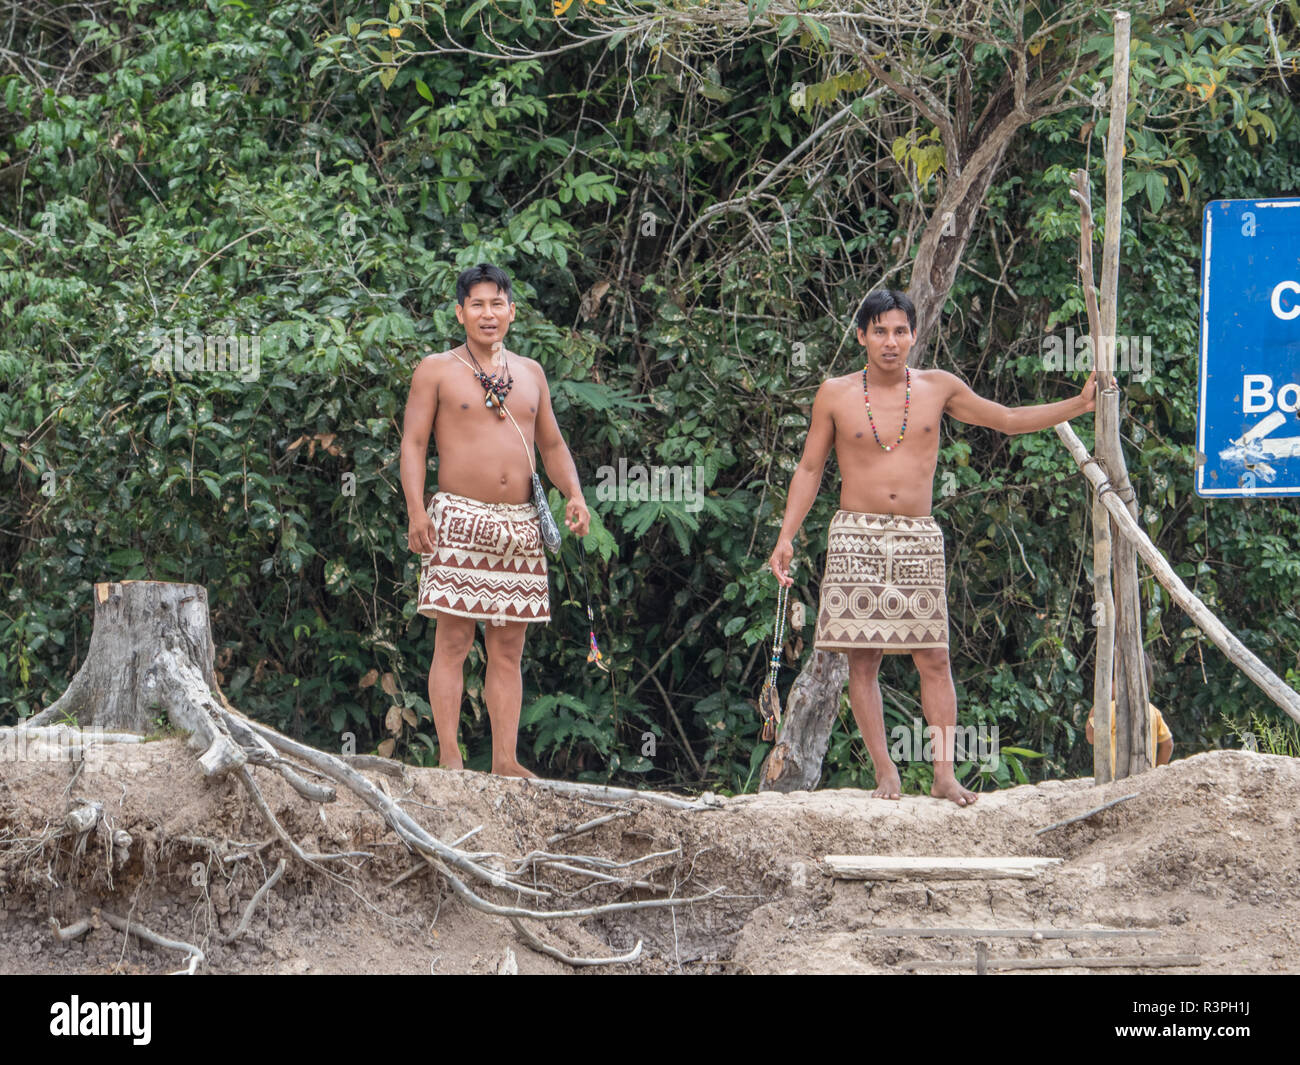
left=867, top=927, right=1154, bottom=940
left=898, top=954, right=1200, bottom=972
left=824, top=856, right=1063, bottom=880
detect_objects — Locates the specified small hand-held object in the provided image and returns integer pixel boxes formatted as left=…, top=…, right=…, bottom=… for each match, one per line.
left=757, top=582, right=790, bottom=742
left=577, top=538, right=608, bottom=671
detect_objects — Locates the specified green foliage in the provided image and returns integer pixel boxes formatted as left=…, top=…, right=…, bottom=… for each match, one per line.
left=1223, top=711, right=1300, bottom=758
left=2, top=0, right=1298, bottom=796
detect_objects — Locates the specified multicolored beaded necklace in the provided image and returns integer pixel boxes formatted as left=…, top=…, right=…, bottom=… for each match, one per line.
left=463, top=344, right=513, bottom=420
left=862, top=363, right=910, bottom=451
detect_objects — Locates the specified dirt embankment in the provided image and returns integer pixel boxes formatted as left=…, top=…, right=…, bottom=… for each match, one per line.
left=0, top=738, right=1295, bottom=974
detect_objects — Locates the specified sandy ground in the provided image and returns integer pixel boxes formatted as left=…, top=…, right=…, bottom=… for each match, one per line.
left=0, top=736, right=1295, bottom=974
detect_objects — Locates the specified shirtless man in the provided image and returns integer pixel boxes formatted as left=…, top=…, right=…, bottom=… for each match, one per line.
left=401, top=263, right=590, bottom=778
left=768, top=289, right=1096, bottom=806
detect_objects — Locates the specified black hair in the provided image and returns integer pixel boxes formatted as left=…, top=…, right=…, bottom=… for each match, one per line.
left=855, top=289, right=916, bottom=333
left=456, top=263, right=513, bottom=306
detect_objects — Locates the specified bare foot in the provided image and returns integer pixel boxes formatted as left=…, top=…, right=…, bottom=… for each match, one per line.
left=872, top=762, right=902, bottom=800
left=439, top=757, right=464, bottom=771
left=931, top=775, right=978, bottom=807
left=493, top=760, right=537, bottom=779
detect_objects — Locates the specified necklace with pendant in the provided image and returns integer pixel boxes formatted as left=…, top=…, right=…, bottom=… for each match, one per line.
left=862, top=364, right=910, bottom=451
left=464, top=345, right=512, bottom=420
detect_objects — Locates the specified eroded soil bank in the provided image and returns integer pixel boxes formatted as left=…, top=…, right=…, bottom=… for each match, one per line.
left=1, top=741, right=1294, bottom=974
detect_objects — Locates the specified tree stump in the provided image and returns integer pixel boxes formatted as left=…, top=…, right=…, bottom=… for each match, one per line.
left=25, top=581, right=246, bottom=776
left=759, top=650, right=849, bottom=792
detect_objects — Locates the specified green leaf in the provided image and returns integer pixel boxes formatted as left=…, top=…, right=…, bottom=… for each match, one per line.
left=1144, top=170, right=1166, bottom=213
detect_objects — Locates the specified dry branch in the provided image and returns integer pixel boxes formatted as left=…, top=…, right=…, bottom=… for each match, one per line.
left=825, top=855, right=1063, bottom=880
left=868, top=926, right=1153, bottom=939
left=523, top=777, right=722, bottom=811
left=1069, top=168, right=1116, bottom=787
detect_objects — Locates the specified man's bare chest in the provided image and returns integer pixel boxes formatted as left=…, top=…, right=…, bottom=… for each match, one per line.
left=438, top=371, right=541, bottom=427
left=831, top=387, right=946, bottom=458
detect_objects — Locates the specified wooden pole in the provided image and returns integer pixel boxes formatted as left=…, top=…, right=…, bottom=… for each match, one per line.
left=1070, top=170, right=1114, bottom=786
left=1054, top=421, right=1300, bottom=725
left=1094, top=10, right=1150, bottom=778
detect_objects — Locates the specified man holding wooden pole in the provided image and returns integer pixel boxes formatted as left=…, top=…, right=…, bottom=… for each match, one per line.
left=768, top=290, right=1096, bottom=805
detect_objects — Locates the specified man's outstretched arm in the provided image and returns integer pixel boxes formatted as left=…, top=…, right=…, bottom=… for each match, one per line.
left=769, top=381, right=836, bottom=586
left=943, top=370, right=1097, bottom=434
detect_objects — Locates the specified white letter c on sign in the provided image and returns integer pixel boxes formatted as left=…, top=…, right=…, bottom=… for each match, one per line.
left=1272, top=280, right=1300, bottom=321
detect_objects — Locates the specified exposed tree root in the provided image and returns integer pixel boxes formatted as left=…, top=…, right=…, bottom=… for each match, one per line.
left=15, top=703, right=729, bottom=968
left=50, top=913, right=205, bottom=973
left=8, top=575, right=729, bottom=969
left=509, top=917, right=644, bottom=967
left=221, top=858, right=287, bottom=944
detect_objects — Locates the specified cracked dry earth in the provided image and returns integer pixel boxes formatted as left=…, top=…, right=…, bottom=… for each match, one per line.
left=0, top=739, right=1295, bottom=974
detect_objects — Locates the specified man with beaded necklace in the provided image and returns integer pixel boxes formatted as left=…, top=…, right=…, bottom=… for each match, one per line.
left=401, top=264, right=590, bottom=778
left=768, top=290, right=1096, bottom=805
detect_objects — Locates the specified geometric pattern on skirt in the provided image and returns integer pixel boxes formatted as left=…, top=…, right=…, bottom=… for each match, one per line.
left=416, top=491, right=550, bottom=623
left=813, top=510, right=948, bottom=653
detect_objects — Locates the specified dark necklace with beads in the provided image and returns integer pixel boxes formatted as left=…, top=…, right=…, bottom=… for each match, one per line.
left=464, top=344, right=513, bottom=420
left=862, top=363, right=910, bottom=451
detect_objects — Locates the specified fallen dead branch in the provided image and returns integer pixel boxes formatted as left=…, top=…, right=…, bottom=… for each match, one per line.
left=523, top=778, right=725, bottom=812
left=899, top=953, right=1200, bottom=972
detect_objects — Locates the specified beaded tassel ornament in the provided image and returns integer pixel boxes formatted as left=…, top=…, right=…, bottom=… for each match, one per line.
left=577, top=539, right=608, bottom=671
left=862, top=364, right=910, bottom=451
left=757, top=581, right=789, bottom=742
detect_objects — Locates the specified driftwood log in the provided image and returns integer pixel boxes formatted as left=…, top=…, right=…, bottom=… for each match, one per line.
left=758, top=649, right=849, bottom=792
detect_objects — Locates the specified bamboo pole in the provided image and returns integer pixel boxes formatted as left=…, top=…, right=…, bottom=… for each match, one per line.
left=1053, top=420, right=1300, bottom=725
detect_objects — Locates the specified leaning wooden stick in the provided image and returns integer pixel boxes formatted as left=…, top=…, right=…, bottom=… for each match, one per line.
left=1034, top=792, right=1140, bottom=836
left=1054, top=421, right=1300, bottom=723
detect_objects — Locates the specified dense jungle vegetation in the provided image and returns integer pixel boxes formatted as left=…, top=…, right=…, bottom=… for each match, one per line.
left=3, top=0, right=1299, bottom=792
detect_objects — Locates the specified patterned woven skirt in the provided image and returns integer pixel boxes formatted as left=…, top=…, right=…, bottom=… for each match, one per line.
left=416, top=491, right=550, bottom=623
left=813, top=511, right=948, bottom=653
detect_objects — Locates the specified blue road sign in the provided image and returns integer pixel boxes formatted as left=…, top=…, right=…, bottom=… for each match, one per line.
left=1197, top=198, right=1300, bottom=497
